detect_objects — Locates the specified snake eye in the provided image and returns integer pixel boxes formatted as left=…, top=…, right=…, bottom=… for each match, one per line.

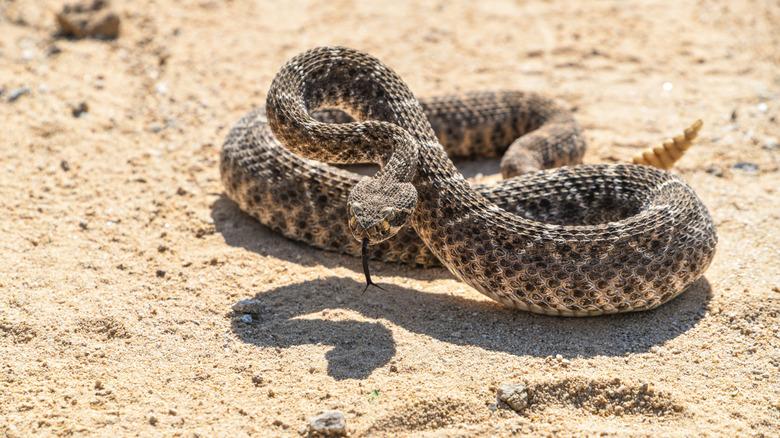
left=380, top=206, right=397, bottom=221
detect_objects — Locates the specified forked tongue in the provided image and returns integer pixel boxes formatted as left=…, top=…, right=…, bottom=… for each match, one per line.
left=361, top=238, right=385, bottom=293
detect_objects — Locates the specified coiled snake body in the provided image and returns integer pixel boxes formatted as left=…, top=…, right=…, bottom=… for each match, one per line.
left=221, top=47, right=717, bottom=316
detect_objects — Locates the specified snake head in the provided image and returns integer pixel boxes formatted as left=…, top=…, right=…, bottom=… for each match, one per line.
left=348, top=179, right=417, bottom=245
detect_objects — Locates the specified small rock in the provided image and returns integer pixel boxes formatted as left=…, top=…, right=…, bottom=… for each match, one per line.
left=497, top=382, right=530, bottom=412
left=79, top=219, right=89, bottom=230
left=56, top=0, right=120, bottom=39
left=148, top=414, right=158, bottom=426
left=309, top=410, right=347, bottom=436
left=240, top=314, right=253, bottom=324
left=155, top=82, right=168, bottom=95
left=8, top=86, right=31, bottom=102
left=732, top=162, right=758, bottom=173
left=150, top=122, right=164, bottom=133
left=450, top=331, right=461, bottom=338
left=233, top=298, right=263, bottom=314
left=764, top=137, right=778, bottom=151
left=706, top=166, right=723, bottom=177
left=155, top=270, right=166, bottom=278
left=251, top=374, right=264, bottom=386
left=71, top=101, right=89, bottom=117
left=60, top=160, right=71, bottom=171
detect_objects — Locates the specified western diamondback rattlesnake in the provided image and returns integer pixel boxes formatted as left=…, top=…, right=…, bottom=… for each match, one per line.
left=221, top=46, right=717, bottom=316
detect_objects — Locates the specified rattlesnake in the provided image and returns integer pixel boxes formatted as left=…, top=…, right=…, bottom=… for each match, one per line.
left=221, top=46, right=717, bottom=316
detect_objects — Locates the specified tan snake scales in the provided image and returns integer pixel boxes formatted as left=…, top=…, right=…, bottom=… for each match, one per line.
left=221, top=47, right=717, bottom=316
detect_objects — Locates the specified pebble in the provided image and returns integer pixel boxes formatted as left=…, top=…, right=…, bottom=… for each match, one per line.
left=8, top=86, right=31, bottom=102
left=155, top=270, right=165, bottom=278
left=240, top=314, right=253, bottom=324
left=155, top=82, right=168, bottom=95
left=309, top=410, right=347, bottom=436
left=706, top=166, right=724, bottom=177
left=56, top=0, right=120, bottom=39
left=148, top=414, right=158, bottom=426
left=764, top=137, right=778, bottom=151
left=71, top=101, right=89, bottom=117
left=233, top=298, right=263, bottom=314
left=150, top=123, right=164, bottom=133
left=732, top=162, right=758, bottom=173
left=497, top=382, right=530, bottom=412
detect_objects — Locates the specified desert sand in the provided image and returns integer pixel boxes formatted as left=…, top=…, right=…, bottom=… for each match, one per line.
left=1, top=0, right=779, bottom=436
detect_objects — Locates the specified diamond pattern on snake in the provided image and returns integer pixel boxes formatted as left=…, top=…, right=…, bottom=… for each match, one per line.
left=220, top=46, right=717, bottom=316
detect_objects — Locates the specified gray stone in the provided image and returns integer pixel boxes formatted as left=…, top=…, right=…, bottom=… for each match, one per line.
left=232, top=298, right=263, bottom=314
left=56, top=0, right=120, bottom=39
left=309, top=410, right=347, bottom=436
left=8, top=86, right=31, bottom=102
left=497, top=382, right=530, bottom=412
left=732, top=162, right=758, bottom=173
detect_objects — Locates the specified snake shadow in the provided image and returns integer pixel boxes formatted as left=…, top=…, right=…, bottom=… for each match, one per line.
left=227, top=274, right=712, bottom=380
left=213, top=193, right=713, bottom=380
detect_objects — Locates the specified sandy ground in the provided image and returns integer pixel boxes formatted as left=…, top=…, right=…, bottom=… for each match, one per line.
left=2, top=0, right=779, bottom=436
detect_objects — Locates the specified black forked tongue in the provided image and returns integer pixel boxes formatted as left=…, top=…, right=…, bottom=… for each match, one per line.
left=361, top=238, right=385, bottom=293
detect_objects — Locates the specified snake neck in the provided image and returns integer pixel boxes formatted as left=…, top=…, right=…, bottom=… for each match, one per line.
left=266, top=47, right=431, bottom=169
